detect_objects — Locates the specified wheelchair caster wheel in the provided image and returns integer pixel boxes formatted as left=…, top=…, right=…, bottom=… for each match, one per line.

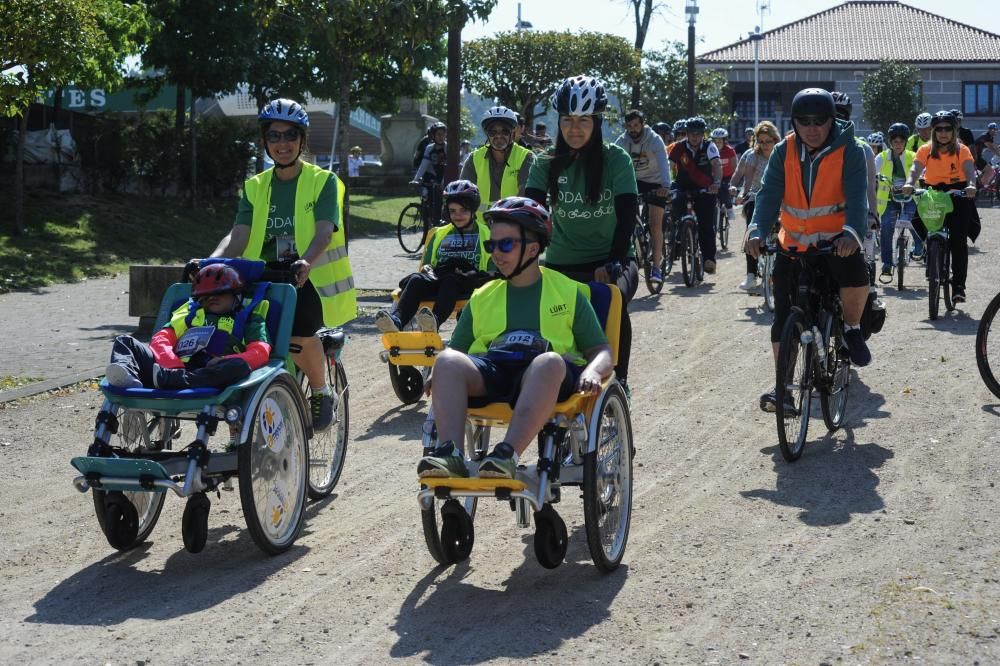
left=389, top=365, right=424, bottom=405
left=439, top=499, right=474, bottom=564
left=182, top=492, right=211, bottom=554
left=102, top=492, right=140, bottom=551
left=533, top=505, right=568, bottom=569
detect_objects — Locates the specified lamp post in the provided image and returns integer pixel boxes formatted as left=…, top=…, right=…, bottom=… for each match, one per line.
left=750, top=27, right=762, bottom=125
left=686, top=0, right=698, bottom=116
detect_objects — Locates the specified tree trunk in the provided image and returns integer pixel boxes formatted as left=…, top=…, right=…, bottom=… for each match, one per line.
left=190, top=95, right=198, bottom=209
left=14, top=108, right=28, bottom=235
left=53, top=86, right=63, bottom=188
left=444, top=19, right=463, bottom=183
left=176, top=84, right=186, bottom=186
left=336, top=73, right=353, bottom=244
left=630, top=0, right=654, bottom=109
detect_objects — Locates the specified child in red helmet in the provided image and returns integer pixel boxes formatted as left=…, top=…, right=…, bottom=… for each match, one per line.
left=105, top=264, right=272, bottom=390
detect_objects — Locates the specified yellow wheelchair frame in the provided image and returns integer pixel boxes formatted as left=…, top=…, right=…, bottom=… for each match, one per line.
left=416, top=283, right=634, bottom=572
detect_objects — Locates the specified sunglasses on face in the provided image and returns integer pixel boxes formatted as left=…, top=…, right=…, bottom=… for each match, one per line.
left=487, top=127, right=512, bottom=137
left=484, top=237, right=526, bottom=253
left=756, top=138, right=775, bottom=145
left=265, top=129, right=301, bottom=143
left=934, top=126, right=954, bottom=133
left=794, top=116, right=831, bottom=127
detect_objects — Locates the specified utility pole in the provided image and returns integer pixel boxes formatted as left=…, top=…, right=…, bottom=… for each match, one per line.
left=686, top=0, right=698, bottom=116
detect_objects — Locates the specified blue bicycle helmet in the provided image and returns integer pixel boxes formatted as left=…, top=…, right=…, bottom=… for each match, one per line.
left=258, top=98, right=309, bottom=129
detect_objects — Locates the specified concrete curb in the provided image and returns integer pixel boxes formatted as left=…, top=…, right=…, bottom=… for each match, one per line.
left=0, top=367, right=105, bottom=404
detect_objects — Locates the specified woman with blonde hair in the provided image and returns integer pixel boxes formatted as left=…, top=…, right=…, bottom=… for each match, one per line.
left=729, top=120, right=781, bottom=290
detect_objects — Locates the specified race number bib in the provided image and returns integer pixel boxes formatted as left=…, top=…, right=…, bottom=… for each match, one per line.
left=175, top=326, right=216, bottom=357
left=487, top=329, right=551, bottom=359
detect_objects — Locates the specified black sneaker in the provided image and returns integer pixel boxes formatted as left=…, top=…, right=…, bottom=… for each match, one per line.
left=953, top=287, right=966, bottom=304
left=478, top=441, right=517, bottom=479
left=759, top=389, right=797, bottom=416
left=843, top=327, right=872, bottom=367
left=310, top=393, right=334, bottom=431
left=417, top=441, right=468, bottom=478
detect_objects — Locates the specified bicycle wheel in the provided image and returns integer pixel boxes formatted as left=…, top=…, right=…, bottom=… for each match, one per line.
left=397, top=202, right=425, bottom=254
left=976, top=290, right=1000, bottom=399
left=897, top=237, right=906, bottom=291
left=718, top=208, right=729, bottom=250
left=927, top=238, right=943, bottom=320
left=681, top=220, right=698, bottom=287
left=775, top=310, right=813, bottom=462
left=302, top=359, right=349, bottom=500
left=760, top=254, right=775, bottom=312
left=633, top=225, right=653, bottom=294
left=663, top=220, right=676, bottom=275
left=943, top=249, right=954, bottom=312
left=819, top=323, right=851, bottom=432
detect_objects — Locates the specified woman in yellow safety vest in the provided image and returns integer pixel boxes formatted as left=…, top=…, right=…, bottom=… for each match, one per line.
left=200, top=98, right=355, bottom=431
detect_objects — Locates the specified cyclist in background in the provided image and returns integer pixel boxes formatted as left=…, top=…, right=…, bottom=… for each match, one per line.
left=616, top=109, right=671, bottom=285
left=652, top=121, right=673, bottom=146
left=734, top=127, right=755, bottom=157
left=746, top=88, right=873, bottom=413
left=866, top=132, right=885, bottom=156
left=902, top=110, right=979, bottom=303
left=668, top=116, right=723, bottom=274
left=875, top=122, right=922, bottom=278
left=412, top=121, right=448, bottom=227
left=907, top=113, right=932, bottom=152
left=832, top=92, right=880, bottom=237
left=974, top=122, right=998, bottom=188
left=711, top=128, right=738, bottom=228
left=460, top=106, right=535, bottom=219
left=951, top=109, right=976, bottom=148
left=729, top=120, right=780, bottom=291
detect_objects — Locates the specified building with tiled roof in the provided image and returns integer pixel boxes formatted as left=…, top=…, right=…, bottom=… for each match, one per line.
left=698, top=0, right=1000, bottom=135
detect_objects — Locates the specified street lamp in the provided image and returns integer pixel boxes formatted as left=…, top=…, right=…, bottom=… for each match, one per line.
left=749, top=26, right=763, bottom=125
left=686, top=0, right=698, bottom=116
left=515, top=2, right=532, bottom=30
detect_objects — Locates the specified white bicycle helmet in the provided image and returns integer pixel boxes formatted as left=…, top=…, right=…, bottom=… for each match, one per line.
left=914, top=112, right=932, bottom=129
left=258, top=98, right=309, bottom=129
left=552, top=75, right=608, bottom=116
left=866, top=131, right=885, bottom=145
left=480, top=106, right=517, bottom=132
left=710, top=128, right=728, bottom=139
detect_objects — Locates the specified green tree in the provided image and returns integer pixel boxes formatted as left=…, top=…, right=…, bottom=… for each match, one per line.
left=0, top=0, right=147, bottom=235
left=641, top=42, right=731, bottom=127
left=859, top=60, right=923, bottom=135
left=462, top=30, right=641, bottom=126
left=425, top=80, right=474, bottom=143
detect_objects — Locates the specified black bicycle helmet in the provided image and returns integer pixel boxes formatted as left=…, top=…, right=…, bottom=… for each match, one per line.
left=685, top=116, right=707, bottom=132
left=443, top=179, right=481, bottom=213
left=427, top=121, right=447, bottom=137
left=652, top=121, right=671, bottom=136
left=830, top=91, right=852, bottom=120
left=931, top=110, right=956, bottom=128
left=552, top=75, right=608, bottom=115
left=483, top=196, right=552, bottom=246
left=887, top=122, right=910, bottom=140
left=791, top=88, right=837, bottom=118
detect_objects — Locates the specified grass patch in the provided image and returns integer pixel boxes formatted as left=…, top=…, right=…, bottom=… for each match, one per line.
left=0, top=375, right=43, bottom=391
left=0, top=190, right=415, bottom=292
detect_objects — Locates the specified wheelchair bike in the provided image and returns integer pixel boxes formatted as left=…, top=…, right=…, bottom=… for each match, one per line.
left=415, top=282, right=634, bottom=573
left=70, top=260, right=349, bottom=555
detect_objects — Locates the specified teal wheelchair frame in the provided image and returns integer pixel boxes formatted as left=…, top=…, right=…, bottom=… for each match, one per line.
left=71, top=278, right=349, bottom=555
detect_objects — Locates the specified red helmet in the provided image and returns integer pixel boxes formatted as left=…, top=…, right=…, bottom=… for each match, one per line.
left=484, top=196, right=552, bottom=245
left=192, top=264, right=243, bottom=298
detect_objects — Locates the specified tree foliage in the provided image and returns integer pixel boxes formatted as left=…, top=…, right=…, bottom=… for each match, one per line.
left=859, top=60, right=923, bottom=134
left=639, top=42, right=731, bottom=127
left=462, top=30, right=641, bottom=125
left=425, top=80, right=475, bottom=142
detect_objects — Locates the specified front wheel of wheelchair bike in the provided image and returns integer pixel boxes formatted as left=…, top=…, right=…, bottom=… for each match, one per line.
left=389, top=364, right=424, bottom=405
left=181, top=492, right=211, bottom=554
left=583, top=382, right=634, bottom=573
left=975, top=290, right=1000, bottom=400
left=819, top=324, right=851, bottom=433
left=534, top=504, right=568, bottom=569
left=92, top=410, right=171, bottom=551
left=421, top=424, right=488, bottom=565
left=301, top=360, right=349, bottom=499
left=239, top=373, right=309, bottom=555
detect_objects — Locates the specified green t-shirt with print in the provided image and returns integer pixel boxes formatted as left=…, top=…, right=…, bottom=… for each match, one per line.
left=234, top=171, right=339, bottom=262
left=525, top=143, right=638, bottom=265
left=449, top=278, right=607, bottom=354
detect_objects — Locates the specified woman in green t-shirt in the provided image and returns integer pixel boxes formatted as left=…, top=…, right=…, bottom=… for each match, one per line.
left=525, top=75, right=639, bottom=386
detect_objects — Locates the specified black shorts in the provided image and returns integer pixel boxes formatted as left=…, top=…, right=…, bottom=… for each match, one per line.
left=637, top=180, right=669, bottom=208
left=770, top=250, right=869, bottom=342
left=291, top=279, right=325, bottom=337
left=467, top=355, right=583, bottom=406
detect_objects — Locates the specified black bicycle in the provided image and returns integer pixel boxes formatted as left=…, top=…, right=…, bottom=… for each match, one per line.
left=773, top=244, right=852, bottom=462
left=676, top=189, right=707, bottom=287
left=397, top=183, right=438, bottom=254
left=633, top=191, right=670, bottom=294
left=915, top=188, right=964, bottom=320
left=715, top=201, right=730, bottom=251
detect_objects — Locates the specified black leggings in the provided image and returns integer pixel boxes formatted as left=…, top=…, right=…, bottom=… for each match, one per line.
left=546, top=260, right=639, bottom=385
left=395, top=271, right=487, bottom=326
left=943, top=197, right=974, bottom=290
left=743, top=200, right=759, bottom=274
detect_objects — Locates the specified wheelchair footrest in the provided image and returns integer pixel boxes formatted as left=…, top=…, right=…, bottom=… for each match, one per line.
left=71, top=456, right=171, bottom=492
left=381, top=331, right=444, bottom=367
left=421, top=477, right=527, bottom=492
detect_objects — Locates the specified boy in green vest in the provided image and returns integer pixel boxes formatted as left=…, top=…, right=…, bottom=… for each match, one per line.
left=105, top=265, right=271, bottom=390
left=418, top=197, right=614, bottom=480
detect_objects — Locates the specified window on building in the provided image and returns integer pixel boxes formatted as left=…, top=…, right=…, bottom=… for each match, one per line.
left=963, top=82, right=1000, bottom=116
left=732, top=95, right=778, bottom=120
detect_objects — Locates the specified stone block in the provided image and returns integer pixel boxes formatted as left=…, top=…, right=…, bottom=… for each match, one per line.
left=129, top=264, right=185, bottom=330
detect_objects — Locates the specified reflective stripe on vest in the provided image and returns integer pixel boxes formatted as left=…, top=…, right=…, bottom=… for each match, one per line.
left=467, top=267, right=588, bottom=365
left=876, top=148, right=915, bottom=216
left=471, top=143, right=531, bottom=216
left=242, top=161, right=356, bottom=327
left=779, top=135, right=847, bottom=251
left=429, top=221, right=491, bottom=271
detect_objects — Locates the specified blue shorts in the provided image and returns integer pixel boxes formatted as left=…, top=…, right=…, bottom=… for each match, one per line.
left=467, top=355, right=583, bottom=407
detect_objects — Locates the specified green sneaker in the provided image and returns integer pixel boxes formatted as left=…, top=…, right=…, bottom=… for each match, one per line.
left=417, top=442, right=469, bottom=479
left=477, top=442, right=517, bottom=480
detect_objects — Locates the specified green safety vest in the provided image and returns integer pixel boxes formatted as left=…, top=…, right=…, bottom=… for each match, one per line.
left=428, top=221, right=492, bottom=271
left=906, top=134, right=927, bottom=152
left=471, top=143, right=532, bottom=218
left=242, top=161, right=356, bottom=327
left=467, top=267, right=589, bottom=365
left=876, top=148, right=915, bottom=216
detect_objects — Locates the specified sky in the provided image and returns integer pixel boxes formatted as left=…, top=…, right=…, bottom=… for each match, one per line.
left=462, top=0, right=998, bottom=55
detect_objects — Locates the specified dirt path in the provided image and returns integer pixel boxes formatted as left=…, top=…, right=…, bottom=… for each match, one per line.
left=1, top=211, right=999, bottom=664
